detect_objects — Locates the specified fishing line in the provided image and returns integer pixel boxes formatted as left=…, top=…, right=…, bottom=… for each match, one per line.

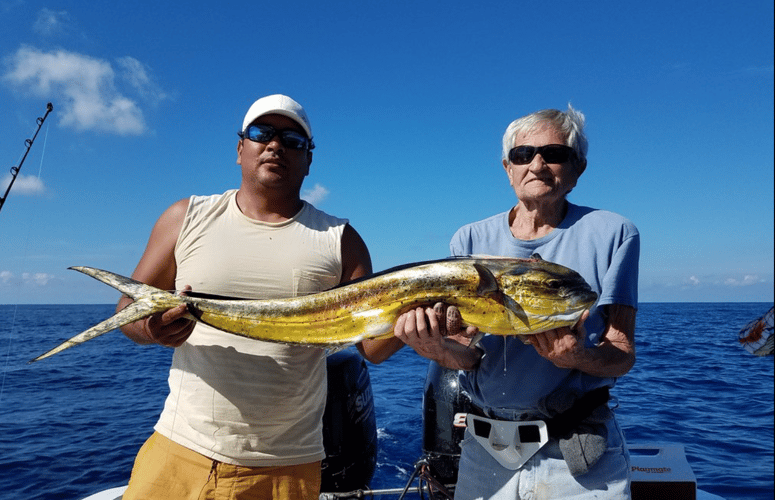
left=0, top=305, right=21, bottom=400
left=1, top=114, right=52, bottom=401
left=36, top=118, right=50, bottom=178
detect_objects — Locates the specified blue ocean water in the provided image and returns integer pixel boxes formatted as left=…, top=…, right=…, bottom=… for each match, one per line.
left=1, top=302, right=773, bottom=500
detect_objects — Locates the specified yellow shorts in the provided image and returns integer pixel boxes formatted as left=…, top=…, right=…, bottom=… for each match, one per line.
left=122, top=432, right=321, bottom=500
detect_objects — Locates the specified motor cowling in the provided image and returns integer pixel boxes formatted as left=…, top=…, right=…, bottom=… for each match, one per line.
left=421, top=361, right=472, bottom=485
left=321, top=349, right=378, bottom=492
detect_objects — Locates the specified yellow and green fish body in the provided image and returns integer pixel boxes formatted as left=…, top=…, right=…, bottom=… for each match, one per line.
left=31, top=256, right=597, bottom=362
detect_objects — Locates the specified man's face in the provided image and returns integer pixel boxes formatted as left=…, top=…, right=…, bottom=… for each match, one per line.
left=236, top=113, right=312, bottom=194
left=502, top=126, right=583, bottom=206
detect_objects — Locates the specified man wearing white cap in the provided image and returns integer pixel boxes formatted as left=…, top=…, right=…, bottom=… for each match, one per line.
left=116, top=94, right=391, bottom=499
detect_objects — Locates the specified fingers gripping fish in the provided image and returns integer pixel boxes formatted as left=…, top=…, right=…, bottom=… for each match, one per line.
left=31, top=256, right=597, bottom=362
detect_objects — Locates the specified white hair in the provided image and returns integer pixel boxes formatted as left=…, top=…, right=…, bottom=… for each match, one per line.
left=501, top=104, right=588, bottom=169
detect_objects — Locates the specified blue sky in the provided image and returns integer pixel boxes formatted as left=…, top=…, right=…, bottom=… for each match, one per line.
left=0, top=0, right=772, bottom=304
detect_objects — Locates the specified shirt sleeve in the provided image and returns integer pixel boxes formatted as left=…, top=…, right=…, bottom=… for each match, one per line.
left=599, top=227, right=640, bottom=308
left=449, top=226, right=470, bottom=257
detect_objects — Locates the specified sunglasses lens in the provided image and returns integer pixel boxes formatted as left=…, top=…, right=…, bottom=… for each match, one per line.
left=509, top=145, right=574, bottom=164
left=280, top=131, right=309, bottom=150
left=246, top=124, right=274, bottom=142
left=509, top=146, right=536, bottom=165
left=245, top=125, right=309, bottom=150
left=541, top=145, right=573, bottom=163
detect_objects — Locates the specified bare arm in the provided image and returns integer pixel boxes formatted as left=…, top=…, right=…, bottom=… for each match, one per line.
left=527, top=304, right=636, bottom=377
left=116, top=198, right=195, bottom=347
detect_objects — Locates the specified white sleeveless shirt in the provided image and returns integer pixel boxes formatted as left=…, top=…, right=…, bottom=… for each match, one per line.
left=154, top=190, right=347, bottom=466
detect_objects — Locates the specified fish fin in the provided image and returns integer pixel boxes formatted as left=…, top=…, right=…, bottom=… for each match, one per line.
left=468, top=332, right=485, bottom=348
left=473, top=262, right=529, bottom=329
left=30, top=299, right=158, bottom=362
left=502, top=294, right=530, bottom=329
left=30, top=267, right=183, bottom=362
left=69, top=266, right=159, bottom=300
left=473, top=263, right=499, bottom=297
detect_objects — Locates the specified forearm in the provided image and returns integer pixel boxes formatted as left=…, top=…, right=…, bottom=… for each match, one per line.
left=574, top=341, right=635, bottom=378
left=402, top=333, right=482, bottom=371
left=577, top=304, right=636, bottom=377
left=358, top=336, right=404, bottom=364
left=358, top=335, right=481, bottom=370
left=434, top=340, right=483, bottom=371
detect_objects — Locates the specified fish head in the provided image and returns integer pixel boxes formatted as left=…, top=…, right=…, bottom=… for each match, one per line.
left=489, top=258, right=598, bottom=333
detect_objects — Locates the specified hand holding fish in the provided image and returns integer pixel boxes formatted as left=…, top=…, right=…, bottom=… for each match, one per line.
left=438, top=303, right=480, bottom=344
left=141, top=305, right=195, bottom=347
left=119, top=285, right=196, bottom=348
left=394, top=303, right=483, bottom=371
left=525, top=310, right=589, bottom=369
left=528, top=304, right=637, bottom=378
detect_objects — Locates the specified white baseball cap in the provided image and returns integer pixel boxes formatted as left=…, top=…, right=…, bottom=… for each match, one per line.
left=241, top=94, right=312, bottom=139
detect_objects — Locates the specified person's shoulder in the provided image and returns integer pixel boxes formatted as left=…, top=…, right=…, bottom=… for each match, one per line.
left=299, top=201, right=350, bottom=228
left=569, top=203, right=637, bottom=228
left=455, top=210, right=509, bottom=235
left=188, top=189, right=234, bottom=207
left=173, top=190, right=234, bottom=226
left=451, top=210, right=510, bottom=255
left=159, top=197, right=191, bottom=222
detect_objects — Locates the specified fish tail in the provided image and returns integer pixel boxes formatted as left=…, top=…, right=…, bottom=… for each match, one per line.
left=29, top=267, right=183, bottom=363
left=69, top=266, right=156, bottom=300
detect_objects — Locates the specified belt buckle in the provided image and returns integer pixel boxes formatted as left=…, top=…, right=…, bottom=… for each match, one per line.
left=464, top=413, right=549, bottom=470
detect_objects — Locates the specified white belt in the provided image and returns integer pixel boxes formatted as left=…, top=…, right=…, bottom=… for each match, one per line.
left=454, top=412, right=550, bottom=470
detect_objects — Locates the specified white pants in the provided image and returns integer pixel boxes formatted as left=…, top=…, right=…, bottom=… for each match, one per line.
left=453, top=417, right=631, bottom=500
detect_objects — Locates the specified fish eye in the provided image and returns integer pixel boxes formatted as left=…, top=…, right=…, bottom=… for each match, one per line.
left=546, top=280, right=561, bottom=289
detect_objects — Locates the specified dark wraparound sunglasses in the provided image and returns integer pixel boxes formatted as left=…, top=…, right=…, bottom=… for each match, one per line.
left=238, top=124, right=315, bottom=150
left=508, top=144, right=576, bottom=165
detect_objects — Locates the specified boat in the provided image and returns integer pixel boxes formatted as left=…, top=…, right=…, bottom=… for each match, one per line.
left=80, top=350, right=725, bottom=500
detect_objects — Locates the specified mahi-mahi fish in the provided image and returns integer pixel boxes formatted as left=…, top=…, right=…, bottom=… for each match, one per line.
left=30, top=256, right=597, bottom=362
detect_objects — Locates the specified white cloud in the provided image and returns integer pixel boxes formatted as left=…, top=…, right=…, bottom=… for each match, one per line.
left=117, top=56, right=168, bottom=103
left=33, top=8, right=71, bottom=36
left=1, top=173, right=46, bottom=196
left=0, top=271, right=61, bottom=288
left=724, top=275, right=762, bottom=287
left=3, top=46, right=167, bottom=136
left=21, top=272, right=55, bottom=286
left=302, top=183, right=330, bottom=205
left=683, top=274, right=765, bottom=288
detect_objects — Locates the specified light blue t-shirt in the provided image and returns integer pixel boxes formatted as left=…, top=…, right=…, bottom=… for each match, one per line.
left=450, top=202, right=639, bottom=412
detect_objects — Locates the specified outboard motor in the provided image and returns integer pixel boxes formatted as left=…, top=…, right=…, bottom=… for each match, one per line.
left=321, top=349, right=378, bottom=492
left=421, top=361, right=472, bottom=485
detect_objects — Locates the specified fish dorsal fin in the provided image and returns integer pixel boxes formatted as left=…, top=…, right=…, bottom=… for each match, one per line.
left=473, top=263, right=499, bottom=297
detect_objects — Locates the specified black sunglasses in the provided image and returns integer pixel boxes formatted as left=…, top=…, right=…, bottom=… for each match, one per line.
left=238, top=124, right=314, bottom=150
left=508, top=144, right=576, bottom=165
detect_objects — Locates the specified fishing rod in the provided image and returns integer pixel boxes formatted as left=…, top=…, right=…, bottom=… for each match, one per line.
left=0, top=102, right=54, bottom=215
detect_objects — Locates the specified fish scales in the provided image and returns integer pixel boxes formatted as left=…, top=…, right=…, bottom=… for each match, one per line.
left=31, top=257, right=597, bottom=362
left=190, top=263, right=486, bottom=344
